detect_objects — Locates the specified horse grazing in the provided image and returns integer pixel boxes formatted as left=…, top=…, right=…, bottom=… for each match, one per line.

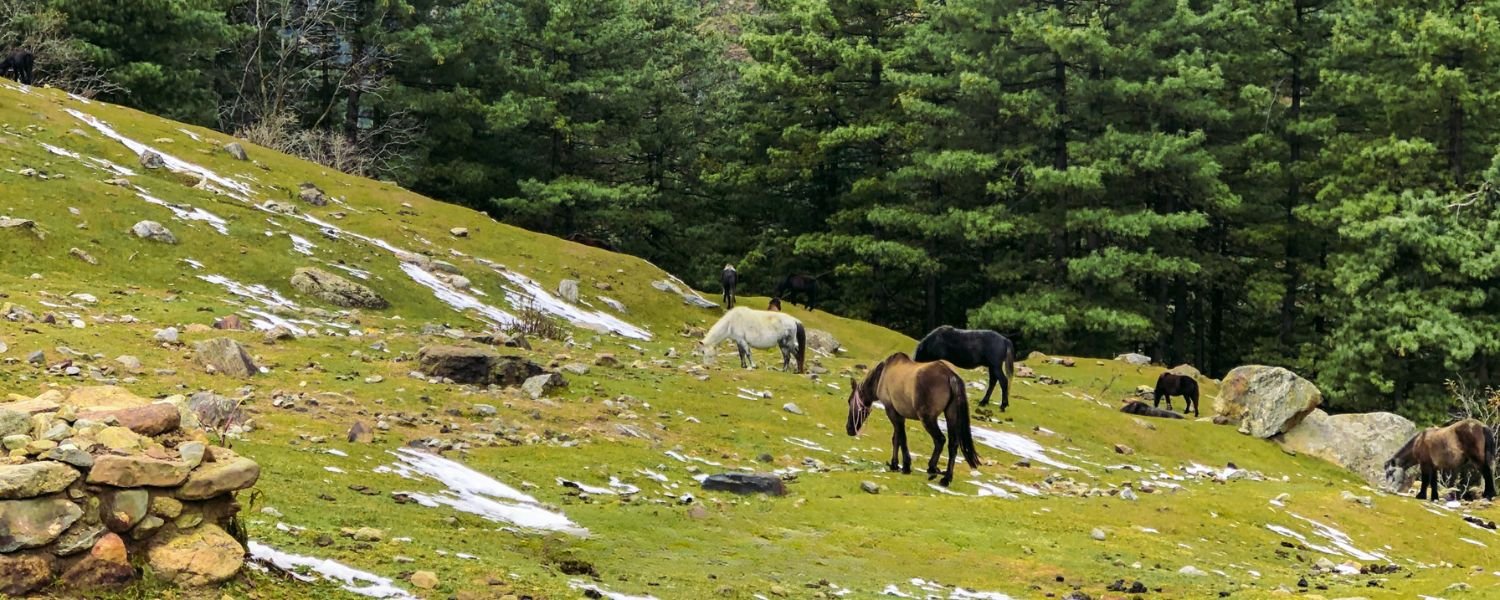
left=846, top=352, right=979, bottom=486
left=913, top=325, right=1015, bottom=410
left=1120, top=400, right=1184, bottom=419
left=1152, top=372, right=1200, bottom=417
left=720, top=265, right=737, bottom=309
left=565, top=232, right=617, bottom=252
left=1385, top=418, right=1496, bottom=502
left=0, top=49, right=33, bottom=85
left=699, top=307, right=806, bottom=374
left=772, top=274, right=819, bottom=310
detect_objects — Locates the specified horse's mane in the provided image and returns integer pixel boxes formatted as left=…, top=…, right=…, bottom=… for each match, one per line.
left=702, top=309, right=740, bottom=346
left=859, top=355, right=896, bottom=404
left=1389, top=430, right=1422, bottom=466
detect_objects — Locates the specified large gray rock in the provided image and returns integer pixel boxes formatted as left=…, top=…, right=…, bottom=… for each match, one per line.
left=1213, top=365, right=1322, bottom=438
left=290, top=267, right=387, bottom=309
left=224, top=142, right=248, bottom=161
left=0, top=496, right=83, bottom=551
left=557, top=279, right=580, bottom=303
left=297, top=182, right=328, bottom=206
left=0, top=408, right=27, bottom=438
left=1279, top=409, right=1416, bottom=486
left=0, top=461, right=79, bottom=499
left=521, top=373, right=568, bottom=399
left=701, top=473, right=787, bottom=496
left=130, top=220, right=177, bottom=244
left=416, top=345, right=544, bottom=386
left=195, top=338, right=258, bottom=378
left=806, top=329, right=840, bottom=354
left=1115, top=353, right=1151, bottom=366
left=139, top=150, right=164, bottom=169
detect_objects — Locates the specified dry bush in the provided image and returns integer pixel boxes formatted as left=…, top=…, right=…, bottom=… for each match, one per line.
left=505, top=298, right=568, bottom=342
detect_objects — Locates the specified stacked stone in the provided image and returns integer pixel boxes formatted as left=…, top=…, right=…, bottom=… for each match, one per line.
left=0, top=386, right=259, bottom=595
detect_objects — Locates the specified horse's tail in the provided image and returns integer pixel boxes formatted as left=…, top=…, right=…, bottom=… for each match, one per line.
left=1486, top=424, right=1497, bottom=471
left=1002, top=341, right=1014, bottom=408
left=951, top=373, right=980, bottom=469
left=795, top=321, right=807, bottom=374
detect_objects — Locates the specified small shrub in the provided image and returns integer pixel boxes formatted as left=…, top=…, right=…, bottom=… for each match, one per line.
left=505, top=298, right=568, bottom=342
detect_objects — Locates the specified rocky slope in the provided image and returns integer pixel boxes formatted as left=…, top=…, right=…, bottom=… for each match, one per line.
left=0, top=82, right=1497, bottom=599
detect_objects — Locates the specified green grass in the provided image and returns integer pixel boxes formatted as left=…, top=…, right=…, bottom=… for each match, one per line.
left=2, top=83, right=1498, bottom=600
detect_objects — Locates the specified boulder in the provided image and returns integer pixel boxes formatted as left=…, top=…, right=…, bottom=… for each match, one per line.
left=522, top=373, right=568, bottom=399
left=1169, top=364, right=1204, bottom=380
left=701, top=473, right=787, bottom=496
left=0, top=552, right=53, bottom=595
left=290, top=267, right=387, bottom=309
left=0, top=496, right=83, bottom=551
left=224, top=142, right=248, bottom=161
left=86, top=455, right=191, bottom=487
left=1115, top=353, right=1151, bottom=366
left=186, top=392, right=245, bottom=432
left=806, top=329, right=840, bottom=354
left=130, top=220, right=177, bottom=244
left=76, top=403, right=180, bottom=436
left=145, top=524, right=244, bottom=586
left=450, top=227, right=469, bottom=238
left=176, top=449, right=260, bottom=500
left=139, top=150, right=164, bottom=170
left=558, top=279, right=580, bottom=303
left=297, top=182, right=328, bottom=206
left=1279, top=409, right=1417, bottom=486
left=1213, top=365, right=1322, bottom=438
left=195, top=338, right=259, bottom=378
left=0, top=461, right=79, bottom=499
left=416, top=345, right=544, bottom=386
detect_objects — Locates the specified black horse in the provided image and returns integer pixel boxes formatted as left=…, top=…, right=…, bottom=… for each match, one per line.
left=720, top=265, right=737, bottom=309
left=772, top=274, right=819, bottom=310
left=0, top=49, right=33, bottom=85
left=913, top=325, right=1015, bottom=411
left=1152, top=372, right=1200, bottom=417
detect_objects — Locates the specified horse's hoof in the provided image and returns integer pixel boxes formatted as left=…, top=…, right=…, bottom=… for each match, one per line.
left=888, top=463, right=900, bottom=472
left=939, top=477, right=953, bottom=487
left=902, top=467, right=912, bottom=475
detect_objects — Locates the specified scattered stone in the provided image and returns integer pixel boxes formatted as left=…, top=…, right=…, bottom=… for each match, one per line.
left=1178, top=566, right=1207, bottom=576
left=1091, top=528, right=1107, bottom=541
left=224, top=142, right=248, bottom=161
left=195, top=338, right=259, bottom=377
left=213, top=314, right=243, bottom=330
left=130, top=220, right=177, bottom=244
left=114, top=355, right=143, bottom=373
left=69, top=247, right=98, bottom=265
left=410, top=570, right=439, bottom=589
left=1341, top=490, right=1374, bottom=508
left=154, top=327, right=180, bottom=344
left=351, top=527, right=384, bottom=542
left=701, top=473, right=787, bottom=496
left=417, top=345, right=544, bottom=386
left=806, top=329, right=840, bottom=354
left=450, top=227, right=468, bottom=238
left=860, top=481, right=880, bottom=494
left=594, top=354, right=621, bottom=368
left=1114, top=444, right=1133, bottom=455
left=558, top=279, right=580, bottom=303
left=782, top=403, right=803, bottom=415
left=521, top=373, right=568, bottom=399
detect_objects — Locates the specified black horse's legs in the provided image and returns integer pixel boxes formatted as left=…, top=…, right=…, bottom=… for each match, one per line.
left=1416, top=466, right=1429, bottom=499
left=977, top=368, right=995, bottom=407
left=921, top=418, right=944, bottom=479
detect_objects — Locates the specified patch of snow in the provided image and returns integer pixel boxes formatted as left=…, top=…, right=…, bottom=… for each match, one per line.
left=198, top=274, right=298, bottom=309
left=177, top=128, right=202, bottom=141
left=969, top=481, right=1017, bottom=499
left=1462, top=537, right=1487, bottom=547
left=324, top=466, right=345, bottom=474
left=289, top=233, right=317, bottom=256
left=400, top=262, right=516, bottom=327
left=966, top=426, right=1076, bottom=470
left=1286, top=512, right=1387, bottom=561
left=88, top=157, right=136, bottom=176
left=929, top=484, right=966, bottom=496
left=137, top=191, right=230, bottom=235
left=484, top=264, right=651, bottom=340
left=66, top=109, right=253, bottom=200
left=182, top=258, right=205, bottom=270
left=785, top=437, right=829, bottom=452
left=39, top=142, right=79, bottom=159
left=636, top=469, right=669, bottom=483
left=567, top=580, right=658, bottom=599
left=383, top=448, right=585, bottom=535
left=324, top=261, right=372, bottom=280
left=248, top=541, right=414, bottom=599
left=325, top=449, right=348, bottom=457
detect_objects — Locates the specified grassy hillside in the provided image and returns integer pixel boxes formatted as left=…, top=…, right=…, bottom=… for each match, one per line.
left=1, top=83, right=1497, bottom=600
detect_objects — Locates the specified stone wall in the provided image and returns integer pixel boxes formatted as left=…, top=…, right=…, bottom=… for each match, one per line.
left=0, top=386, right=259, bottom=595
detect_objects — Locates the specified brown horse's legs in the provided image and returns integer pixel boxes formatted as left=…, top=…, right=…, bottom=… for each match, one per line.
left=921, top=418, right=945, bottom=479
left=888, top=414, right=905, bottom=472
left=941, top=410, right=959, bottom=487
left=1418, top=464, right=1437, bottom=501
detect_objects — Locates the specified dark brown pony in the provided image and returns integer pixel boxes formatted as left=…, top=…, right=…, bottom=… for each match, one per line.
left=565, top=232, right=617, bottom=252
left=1152, top=372, right=1200, bottom=417
left=766, top=297, right=782, bottom=311
left=846, top=353, right=979, bottom=486
left=773, top=274, right=819, bottom=310
left=720, top=265, right=737, bottom=309
left=1384, top=418, right=1496, bottom=501
left=1120, top=400, right=1184, bottom=419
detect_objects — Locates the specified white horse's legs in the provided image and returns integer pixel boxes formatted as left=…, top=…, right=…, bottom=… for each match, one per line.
left=736, top=340, right=754, bottom=369
left=778, top=334, right=794, bottom=371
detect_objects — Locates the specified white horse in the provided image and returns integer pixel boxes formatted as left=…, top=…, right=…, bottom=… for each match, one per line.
left=699, top=307, right=806, bottom=373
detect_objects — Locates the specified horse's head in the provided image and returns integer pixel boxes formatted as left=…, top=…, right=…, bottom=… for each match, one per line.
left=846, top=377, right=872, bottom=436
left=1382, top=432, right=1422, bottom=491
left=768, top=297, right=782, bottom=311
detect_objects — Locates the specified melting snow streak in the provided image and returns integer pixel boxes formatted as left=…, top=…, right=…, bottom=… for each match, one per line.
left=380, top=448, right=585, bottom=535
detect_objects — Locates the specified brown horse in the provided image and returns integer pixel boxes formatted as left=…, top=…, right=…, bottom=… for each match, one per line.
left=1384, top=419, right=1496, bottom=501
left=846, top=353, right=979, bottom=486
left=1152, top=372, right=1199, bottom=417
